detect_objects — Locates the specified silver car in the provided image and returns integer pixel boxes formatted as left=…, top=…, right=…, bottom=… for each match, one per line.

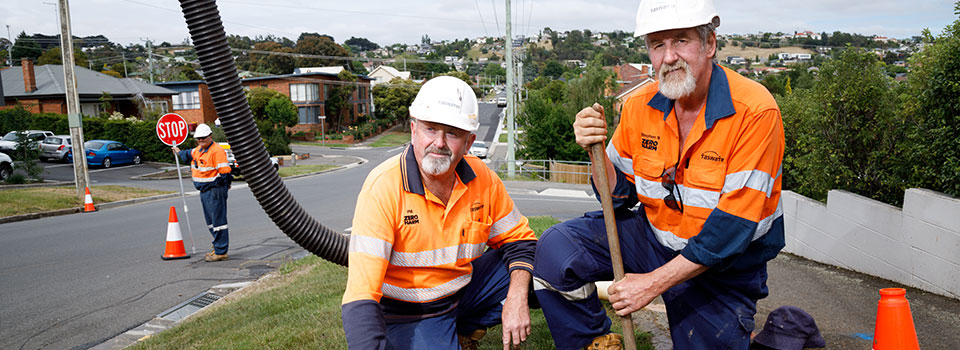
left=0, top=130, right=54, bottom=154
left=469, top=141, right=489, bottom=159
left=0, top=152, right=12, bottom=181
left=39, top=135, right=72, bottom=162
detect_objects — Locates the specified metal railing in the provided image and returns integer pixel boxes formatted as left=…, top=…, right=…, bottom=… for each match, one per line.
left=486, top=159, right=593, bottom=184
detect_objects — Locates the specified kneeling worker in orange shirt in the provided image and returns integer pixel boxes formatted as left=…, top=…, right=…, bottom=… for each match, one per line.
left=341, top=76, right=538, bottom=350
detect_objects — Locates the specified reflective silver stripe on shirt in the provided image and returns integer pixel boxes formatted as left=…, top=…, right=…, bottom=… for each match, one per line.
left=390, top=242, right=486, bottom=267
left=382, top=273, right=472, bottom=302
left=752, top=200, right=783, bottom=240
left=194, top=166, right=216, bottom=172
left=723, top=169, right=777, bottom=198
left=212, top=224, right=228, bottom=232
left=489, top=206, right=522, bottom=240
left=216, top=162, right=230, bottom=169
left=649, top=221, right=689, bottom=251
left=636, top=178, right=720, bottom=210
left=532, top=277, right=597, bottom=301
left=192, top=176, right=218, bottom=183
left=607, top=142, right=633, bottom=174
left=349, top=234, right=393, bottom=261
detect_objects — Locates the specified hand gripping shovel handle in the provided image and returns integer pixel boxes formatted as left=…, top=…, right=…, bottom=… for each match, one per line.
left=589, top=106, right=637, bottom=349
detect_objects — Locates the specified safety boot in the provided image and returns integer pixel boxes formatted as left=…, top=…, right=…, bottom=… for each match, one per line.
left=458, top=329, right=486, bottom=350
left=204, top=253, right=228, bottom=262
left=584, top=333, right=622, bottom=350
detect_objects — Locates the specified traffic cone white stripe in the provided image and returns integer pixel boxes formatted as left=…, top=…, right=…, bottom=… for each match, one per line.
left=166, top=221, right=184, bottom=242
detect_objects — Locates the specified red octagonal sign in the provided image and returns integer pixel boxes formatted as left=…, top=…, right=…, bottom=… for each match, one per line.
left=156, top=113, right=190, bottom=146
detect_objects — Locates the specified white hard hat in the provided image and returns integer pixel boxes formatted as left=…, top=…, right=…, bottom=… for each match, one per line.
left=634, top=0, right=720, bottom=37
left=194, top=123, right=213, bottom=138
left=409, top=76, right=479, bottom=132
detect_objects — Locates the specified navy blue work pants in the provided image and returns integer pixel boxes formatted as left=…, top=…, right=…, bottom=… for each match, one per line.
left=533, top=209, right=768, bottom=350
left=200, top=185, right=229, bottom=254
left=385, top=249, right=511, bottom=350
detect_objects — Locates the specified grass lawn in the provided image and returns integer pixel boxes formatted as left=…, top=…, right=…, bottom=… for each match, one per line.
left=369, top=132, right=410, bottom=148
left=277, top=164, right=339, bottom=177
left=0, top=185, right=173, bottom=217
left=131, top=216, right=652, bottom=349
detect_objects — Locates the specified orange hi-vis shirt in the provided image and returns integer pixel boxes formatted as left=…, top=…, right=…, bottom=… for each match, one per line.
left=342, top=145, right=536, bottom=323
left=605, top=63, right=785, bottom=271
left=180, top=142, right=231, bottom=192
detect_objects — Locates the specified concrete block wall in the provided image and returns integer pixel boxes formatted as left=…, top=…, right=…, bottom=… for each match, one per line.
left=782, top=189, right=960, bottom=299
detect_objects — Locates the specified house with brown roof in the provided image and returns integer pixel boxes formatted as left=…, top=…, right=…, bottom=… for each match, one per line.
left=160, top=70, right=373, bottom=134
left=612, top=63, right=655, bottom=112
left=0, top=58, right=176, bottom=117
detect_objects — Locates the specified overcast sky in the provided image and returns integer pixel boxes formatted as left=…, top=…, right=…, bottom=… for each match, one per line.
left=1, top=0, right=955, bottom=47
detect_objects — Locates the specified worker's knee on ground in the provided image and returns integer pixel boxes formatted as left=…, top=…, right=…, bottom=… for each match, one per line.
left=534, top=222, right=600, bottom=290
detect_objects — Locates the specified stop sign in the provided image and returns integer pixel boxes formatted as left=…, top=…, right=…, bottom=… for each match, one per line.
left=156, top=113, right=190, bottom=146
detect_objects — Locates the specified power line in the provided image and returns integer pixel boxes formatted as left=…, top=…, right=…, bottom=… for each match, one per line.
left=490, top=0, right=502, bottom=37
left=474, top=0, right=489, bottom=37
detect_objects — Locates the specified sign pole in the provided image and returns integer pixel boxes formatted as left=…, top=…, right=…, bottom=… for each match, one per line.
left=319, top=115, right=326, bottom=147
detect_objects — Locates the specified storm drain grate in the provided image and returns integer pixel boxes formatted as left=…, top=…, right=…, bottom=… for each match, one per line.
left=157, top=292, right=222, bottom=322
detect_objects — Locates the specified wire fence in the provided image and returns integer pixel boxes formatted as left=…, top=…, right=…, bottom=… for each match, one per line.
left=486, top=159, right=592, bottom=184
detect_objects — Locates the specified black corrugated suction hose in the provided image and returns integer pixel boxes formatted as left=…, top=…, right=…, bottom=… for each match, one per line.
left=179, top=0, right=348, bottom=266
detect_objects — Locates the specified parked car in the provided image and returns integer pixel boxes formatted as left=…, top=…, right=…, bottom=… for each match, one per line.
left=39, top=135, right=72, bottom=162
left=497, top=97, right=507, bottom=107
left=69, top=140, right=143, bottom=168
left=0, top=152, right=13, bottom=181
left=0, top=130, right=54, bottom=154
left=219, top=143, right=279, bottom=176
left=469, top=141, right=489, bottom=159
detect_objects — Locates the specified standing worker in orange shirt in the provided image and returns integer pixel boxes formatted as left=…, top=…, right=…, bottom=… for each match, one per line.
left=341, top=76, right=538, bottom=350
left=532, top=0, right=786, bottom=348
left=172, top=123, right=233, bottom=262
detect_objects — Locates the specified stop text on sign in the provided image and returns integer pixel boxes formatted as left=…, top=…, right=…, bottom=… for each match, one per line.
left=156, top=113, right=190, bottom=146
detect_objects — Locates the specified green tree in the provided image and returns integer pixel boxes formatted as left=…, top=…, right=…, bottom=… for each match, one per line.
left=372, top=77, right=420, bottom=124
left=295, top=33, right=349, bottom=68
left=779, top=49, right=904, bottom=204
left=326, top=70, right=358, bottom=129
left=11, top=31, right=41, bottom=61
left=344, top=36, right=379, bottom=52
left=245, top=87, right=297, bottom=155
left=900, top=2, right=960, bottom=198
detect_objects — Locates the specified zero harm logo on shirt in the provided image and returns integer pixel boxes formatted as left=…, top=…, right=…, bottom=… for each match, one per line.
left=641, top=133, right=659, bottom=151
left=403, top=209, right=419, bottom=225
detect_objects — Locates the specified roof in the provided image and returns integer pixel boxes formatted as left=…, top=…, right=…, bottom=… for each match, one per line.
left=294, top=66, right=345, bottom=75
left=1, top=64, right=177, bottom=99
left=369, top=65, right=411, bottom=80
left=615, top=77, right=655, bottom=100
left=241, top=70, right=372, bottom=83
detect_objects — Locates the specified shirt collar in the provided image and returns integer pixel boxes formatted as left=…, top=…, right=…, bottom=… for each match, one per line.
left=646, top=63, right=737, bottom=130
left=401, top=144, right=476, bottom=195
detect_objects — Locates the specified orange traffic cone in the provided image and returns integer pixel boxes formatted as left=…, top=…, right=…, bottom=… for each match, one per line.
left=873, top=288, right=920, bottom=350
left=83, top=187, right=96, bottom=212
left=161, top=206, right=190, bottom=260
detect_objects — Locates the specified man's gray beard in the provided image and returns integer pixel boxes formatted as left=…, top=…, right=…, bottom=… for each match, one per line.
left=421, top=145, right=453, bottom=175
left=657, top=60, right=697, bottom=100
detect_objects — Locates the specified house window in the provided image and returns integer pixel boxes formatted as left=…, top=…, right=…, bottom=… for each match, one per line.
left=324, top=84, right=332, bottom=99
left=290, top=83, right=319, bottom=102
left=172, top=91, right=200, bottom=109
left=297, top=106, right=322, bottom=124
left=145, top=100, right=169, bottom=113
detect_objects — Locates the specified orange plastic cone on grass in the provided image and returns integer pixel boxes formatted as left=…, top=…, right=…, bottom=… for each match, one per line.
left=873, top=288, right=920, bottom=350
left=83, top=187, right=96, bottom=212
left=161, top=206, right=190, bottom=260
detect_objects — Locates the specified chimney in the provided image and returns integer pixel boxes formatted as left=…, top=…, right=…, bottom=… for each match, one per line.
left=22, top=58, right=37, bottom=93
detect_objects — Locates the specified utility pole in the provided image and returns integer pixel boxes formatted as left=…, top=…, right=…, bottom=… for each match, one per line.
left=505, top=0, right=516, bottom=178
left=56, top=0, right=90, bottom=201
left=121, top=51, right=128, bottom=77
left=6, top=25, right=12, bottom=66
left=142, top=38, right=154, bottom=83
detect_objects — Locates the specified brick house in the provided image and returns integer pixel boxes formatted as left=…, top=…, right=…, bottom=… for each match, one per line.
left=0, top=58, right=176, bottom=117
left=162, top=70, right=373, bottom=134
left=612, top=63, right=655, bottom=112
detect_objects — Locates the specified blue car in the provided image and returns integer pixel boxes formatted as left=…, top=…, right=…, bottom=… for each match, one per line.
left=68, top=140, right=143, bottom=168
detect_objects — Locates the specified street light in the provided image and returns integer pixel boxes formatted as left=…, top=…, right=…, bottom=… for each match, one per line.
left=42, top=2, right=60, bottom=40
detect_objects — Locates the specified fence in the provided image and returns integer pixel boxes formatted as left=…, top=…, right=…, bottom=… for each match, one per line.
left=487, top=159, right=592, bottom=184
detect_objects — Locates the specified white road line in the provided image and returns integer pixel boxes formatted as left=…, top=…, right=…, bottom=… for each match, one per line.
left=43, top=163, right=76, bottom=169
left=88, top=164, right=146, bottom=173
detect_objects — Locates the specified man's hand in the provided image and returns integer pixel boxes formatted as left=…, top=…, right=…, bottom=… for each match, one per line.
left=607, top=272, right=662, bottom=317
left=501, top=270, right=532, bottom=349
left=171, top=146, right=180, bottom=154
left=573, top=103, right=607, bottom=151
left=608, top=255, right=709, bottom=317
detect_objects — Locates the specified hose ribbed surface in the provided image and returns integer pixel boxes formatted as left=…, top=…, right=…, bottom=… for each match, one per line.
left=179, top=0, right=348, bottom=266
